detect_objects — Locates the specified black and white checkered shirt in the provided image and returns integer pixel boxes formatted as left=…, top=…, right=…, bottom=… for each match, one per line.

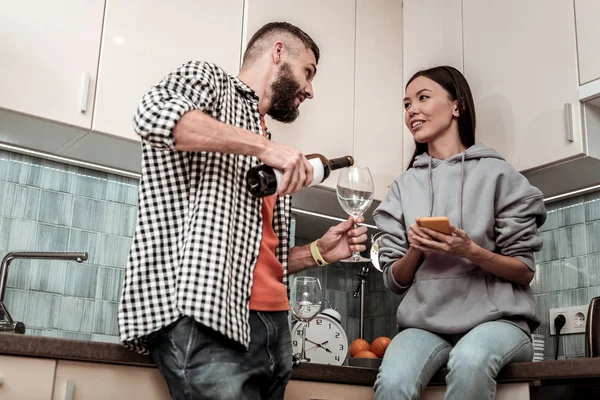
left=118, top=61, right=292, bottom=354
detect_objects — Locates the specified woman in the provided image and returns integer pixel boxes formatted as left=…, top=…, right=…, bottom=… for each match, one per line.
left=372, top=66, right=546, bottom=400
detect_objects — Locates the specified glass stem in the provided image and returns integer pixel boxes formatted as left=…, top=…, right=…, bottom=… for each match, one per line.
left=352, top=222, right=361, bottom=260
left=300, top=321, right=308, bottom=360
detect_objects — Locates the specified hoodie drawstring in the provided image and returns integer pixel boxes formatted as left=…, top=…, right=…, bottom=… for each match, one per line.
left=426, top=153, right=466, bottom=229
left=428, top=157, right=434, bottom=217
left=459, top=152, right=465, bottom=229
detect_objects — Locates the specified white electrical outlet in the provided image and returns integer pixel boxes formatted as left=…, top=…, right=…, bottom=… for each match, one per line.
left=549, top=305, right=589, bottom=335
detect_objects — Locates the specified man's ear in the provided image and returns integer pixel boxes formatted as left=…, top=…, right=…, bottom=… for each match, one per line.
left=272, top=41, right=284, bottom=64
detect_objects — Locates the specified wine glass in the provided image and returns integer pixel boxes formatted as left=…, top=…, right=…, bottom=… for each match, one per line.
left=336, top=166, right=374, bottom=262
left=290, top=276, right=323, bottom=363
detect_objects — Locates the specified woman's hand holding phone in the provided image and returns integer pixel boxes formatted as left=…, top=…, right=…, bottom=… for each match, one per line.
left=409, top=216, right=478, bottom=259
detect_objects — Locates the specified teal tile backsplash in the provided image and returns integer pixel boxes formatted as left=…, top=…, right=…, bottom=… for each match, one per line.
left=29, top=259, right=67, bottom=294
left=531, top=193, right=600, bottom=359
left=0, top=149, right=137, bottom=343
left=3, top=146, right=600, bottom=359
left=38, top=190, right=72, bottom=226
left=4, top=184, right=40, bottom=220
left=63, top=263, right=98, bottom=299
left=71, top=197, right=107, bottom=231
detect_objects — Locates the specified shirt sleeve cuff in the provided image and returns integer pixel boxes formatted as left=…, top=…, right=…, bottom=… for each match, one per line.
left=384, top=265, right=412, bottom=295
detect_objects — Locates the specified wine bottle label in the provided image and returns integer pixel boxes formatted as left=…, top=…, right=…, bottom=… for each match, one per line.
left=309, top=158, right=325, bottom=186
left=272, top=159, right=325, bottom=189
left=274, top=168, right=283, bottom=187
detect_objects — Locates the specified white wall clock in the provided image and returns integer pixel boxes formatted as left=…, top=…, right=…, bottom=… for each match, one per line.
left=290, top=308, right=348, bottom=365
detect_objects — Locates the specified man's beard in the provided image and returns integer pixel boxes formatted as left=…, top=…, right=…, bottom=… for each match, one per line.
left=267, top=62, right=302, bottom=124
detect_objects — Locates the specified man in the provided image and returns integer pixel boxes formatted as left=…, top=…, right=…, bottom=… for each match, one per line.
left=118, top=22, right=368, bottom=400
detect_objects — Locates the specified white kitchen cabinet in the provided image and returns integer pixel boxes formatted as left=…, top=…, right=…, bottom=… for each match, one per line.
left=462, top=0, right=583, bottom=172
left=402, top=0, right=463, bottom=168
left=92, top=0, right=245, bottom=142
left=285, top=380, right=374, bottom=400
left=0, top=0, right=105, bottom=130
left=354, top=0, right=403, bottom=200
left=575, top=0, right=600, bottom=85
left=284, top=380, right=529, bottom=400
left=417, top=383, right=530, bottom=400
left=244, top=0, right=356, bottom=191
left=52, top=360, right=170, bottom=400
left=0, top=355, right=56, bottom=400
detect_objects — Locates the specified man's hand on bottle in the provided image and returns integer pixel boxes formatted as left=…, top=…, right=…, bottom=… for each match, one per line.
left=259, top=141, right=314, bottom=196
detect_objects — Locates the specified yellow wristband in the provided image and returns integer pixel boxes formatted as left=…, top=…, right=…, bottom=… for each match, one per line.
left=310, top=240, right=329, bottom=266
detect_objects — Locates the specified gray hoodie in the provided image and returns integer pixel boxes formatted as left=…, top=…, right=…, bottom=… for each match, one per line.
left=373, top=143, right=547, bottom=335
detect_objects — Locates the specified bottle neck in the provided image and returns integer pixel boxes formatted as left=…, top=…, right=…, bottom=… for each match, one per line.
left=329, top=156, right=354, bottom=171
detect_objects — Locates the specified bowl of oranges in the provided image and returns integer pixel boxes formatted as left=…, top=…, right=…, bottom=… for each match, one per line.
left=346, top=336, right=392, bottom=368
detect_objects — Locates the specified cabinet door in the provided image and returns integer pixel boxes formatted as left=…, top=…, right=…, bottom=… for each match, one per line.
left=284, top=380, right=529, bottom=400
left=0, top=355, right=56, bottom=400
left=354, top=0, right=403, bottom=200
left=92, top=0, right=244, bottom=141
left=244, top=0, right=356, bottom=191
left=52, top=360, right=170, bottom=400
left=402, top=0, right=463, bottom=169
left=0, top=0, right=105, bottom=129
left=284, top=380, right=374, bottom=400
left=463, top=0, right=583, bottom=172
left=575, top=0, right=600, bottom=85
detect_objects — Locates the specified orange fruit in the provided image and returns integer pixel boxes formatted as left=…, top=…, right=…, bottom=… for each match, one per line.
left=349, top=338, right=371, bottom=357
left=354, top=350, right=378, bottom=359
left=370, top=336, right=392, bottom=358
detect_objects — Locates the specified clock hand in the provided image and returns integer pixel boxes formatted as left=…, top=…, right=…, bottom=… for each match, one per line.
left=305, top=342, right=329, bottom=352
left=306, top=339, right=329, bottom=347
left=305, top=338, right=322, bottom=346
left=305, top=339, right=332, bottom=353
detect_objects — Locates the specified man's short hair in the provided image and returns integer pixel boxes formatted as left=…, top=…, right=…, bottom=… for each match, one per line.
left=243, top=22, right=320, bottom=65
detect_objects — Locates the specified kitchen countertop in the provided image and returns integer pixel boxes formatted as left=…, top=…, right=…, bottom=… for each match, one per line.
left=2, top=333, right=600, bottom=387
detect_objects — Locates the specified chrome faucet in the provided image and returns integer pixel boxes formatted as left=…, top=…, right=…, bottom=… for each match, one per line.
left=0, top=251, right=88, bottom=334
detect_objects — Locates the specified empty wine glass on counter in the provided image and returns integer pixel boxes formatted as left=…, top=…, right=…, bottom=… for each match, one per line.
left=290, top=276, right=323, bottom=363
left=336, top=166, right=374, bottom=262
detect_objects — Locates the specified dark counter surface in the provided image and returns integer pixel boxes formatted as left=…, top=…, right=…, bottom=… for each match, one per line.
left=2, top=333, right=600, bottom=387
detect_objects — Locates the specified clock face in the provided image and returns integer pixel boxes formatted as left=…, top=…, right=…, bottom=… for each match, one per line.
left=291, top=315, right=348, bottom=365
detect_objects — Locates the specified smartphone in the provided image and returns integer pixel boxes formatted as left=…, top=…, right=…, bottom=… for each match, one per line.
left=418, top=217, right=452, bottom=235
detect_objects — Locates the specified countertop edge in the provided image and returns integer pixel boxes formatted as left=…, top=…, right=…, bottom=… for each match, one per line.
left=0, top=334, right=153, bottom=367
left=2, top=334, right=600, bottom=386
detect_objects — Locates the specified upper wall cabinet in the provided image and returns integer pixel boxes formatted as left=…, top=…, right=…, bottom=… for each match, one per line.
left=0, top=0, right=105, bottom=130
left=354, top=0, right=403, bottom=200
left=402, top=0, right=463, bottom=169
left=463, top=0, right=584, bottom=172
left=244, top=0, right=356, bottom=192
left=92, top=0, right=244, bottom=142
left=575, top=0, right=600, bottom=86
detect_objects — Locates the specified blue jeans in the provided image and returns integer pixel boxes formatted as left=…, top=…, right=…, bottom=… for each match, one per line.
left=148, top=312, right=293, bottom=400
left=374, top=321, right=533, bottom=400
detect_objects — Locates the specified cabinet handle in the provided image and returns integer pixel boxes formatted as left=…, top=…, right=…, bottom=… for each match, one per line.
left=64, top=380, right=75, bottom=400
left=564, top=103, right=574, bottom=143
left=80, top=72, right=90, bottom=113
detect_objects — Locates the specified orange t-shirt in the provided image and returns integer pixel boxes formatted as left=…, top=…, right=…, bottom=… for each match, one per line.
left=249, top=116, right=290, bottom=311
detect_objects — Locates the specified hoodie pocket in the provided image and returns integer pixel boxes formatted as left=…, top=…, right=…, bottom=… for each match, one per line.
left=516, top=284, right=537, bottom=315
left=485, top=275, right=500, bottom=312
left=397, top=271, right=502, bottom=334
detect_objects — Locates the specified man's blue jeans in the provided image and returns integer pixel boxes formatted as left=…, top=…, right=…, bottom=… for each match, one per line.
left=148, top=311, right=293, bottom=400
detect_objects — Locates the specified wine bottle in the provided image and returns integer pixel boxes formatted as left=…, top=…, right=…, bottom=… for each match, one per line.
left=246, top=154, right=354, bottom=198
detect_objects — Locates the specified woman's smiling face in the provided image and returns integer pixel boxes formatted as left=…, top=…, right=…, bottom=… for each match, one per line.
left=403, top=76, right=459, bottom=144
